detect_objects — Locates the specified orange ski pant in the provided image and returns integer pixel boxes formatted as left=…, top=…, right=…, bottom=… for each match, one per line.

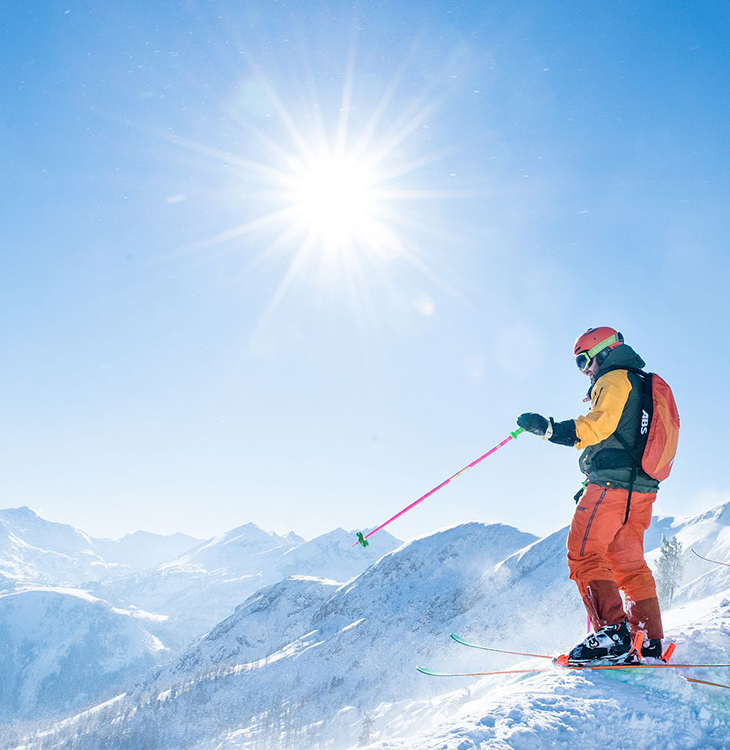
left=567, top=483, right=663, bottom=640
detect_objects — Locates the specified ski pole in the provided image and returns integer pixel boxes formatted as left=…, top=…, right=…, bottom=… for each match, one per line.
left=354, top=427, right=525, bottom=547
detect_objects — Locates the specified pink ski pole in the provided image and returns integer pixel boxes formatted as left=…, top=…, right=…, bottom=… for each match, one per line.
left=354, top=427, right=524, bottom=547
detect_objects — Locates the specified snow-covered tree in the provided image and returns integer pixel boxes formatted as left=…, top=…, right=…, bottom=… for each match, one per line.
left=358, top=711, right=376, bottom=747
left=655, top=534, right=684, bottom=608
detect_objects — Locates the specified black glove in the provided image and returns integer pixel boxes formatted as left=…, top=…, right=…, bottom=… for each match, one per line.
left=517, top=413, right=579, bottom=446
left=574, top=486, right=585, bottom=504
left=517, top=413, right=549, bottom=437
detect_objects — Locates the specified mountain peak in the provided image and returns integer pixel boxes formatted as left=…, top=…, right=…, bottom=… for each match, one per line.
left=0, top=506, right=41, bottom=521
left=713, top=500, right=730, bottom=524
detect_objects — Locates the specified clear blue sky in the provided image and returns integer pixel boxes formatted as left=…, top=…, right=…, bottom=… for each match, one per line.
left=1, top=0, right=728, bottom=542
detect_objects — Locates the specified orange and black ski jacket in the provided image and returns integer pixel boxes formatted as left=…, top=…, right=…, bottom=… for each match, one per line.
left=574, top=344, right=658, bottom=493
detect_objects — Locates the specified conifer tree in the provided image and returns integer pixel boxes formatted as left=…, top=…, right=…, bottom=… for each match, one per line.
left=358, top=712, right=375, bottom=747
left=656, top=534, right=684, bottom=608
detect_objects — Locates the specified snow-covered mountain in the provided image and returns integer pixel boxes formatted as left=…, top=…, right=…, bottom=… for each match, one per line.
left=0, top=507, right=385, bottom=652
left=0, top=508, right=400, bottom=730
left=13, top=521, right=536, bottom=749
left=649, top=502, right=730, bottom=604
left=91, top=530, right=201, bottom=573
left=0, top=507, right=201, bottom=587
left=154, top=576, right=341, bottom=686
left=163, top=522, right=300, bottom=574
left=89, top=524, right=403, bottom=649
left=8, top=503, right=730, bottom=750
left=0, top=507, right=113, bottom=586
left=0, top=587, right=166, bottom=723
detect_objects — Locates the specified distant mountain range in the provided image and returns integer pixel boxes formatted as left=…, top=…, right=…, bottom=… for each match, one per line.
left=0, top=506, right=400, bottom=724
left=0, top=506, right=201, bottom=587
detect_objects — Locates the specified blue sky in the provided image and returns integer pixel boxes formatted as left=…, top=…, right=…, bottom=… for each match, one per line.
left=1, top=0, right=728, bottom=542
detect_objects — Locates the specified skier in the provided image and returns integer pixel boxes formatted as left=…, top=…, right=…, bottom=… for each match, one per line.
left=517, top=327, right=665, bottom=664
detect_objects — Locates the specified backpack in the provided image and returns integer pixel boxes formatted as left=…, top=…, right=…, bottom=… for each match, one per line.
left=635, top=372, right=680, bottom=481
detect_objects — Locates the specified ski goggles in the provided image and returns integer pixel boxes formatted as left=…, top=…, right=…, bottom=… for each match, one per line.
left=574, top=333, right=621, bottom=371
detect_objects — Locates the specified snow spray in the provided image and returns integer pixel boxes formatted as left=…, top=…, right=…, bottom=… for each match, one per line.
left=355, top=427, right=525, bottom=547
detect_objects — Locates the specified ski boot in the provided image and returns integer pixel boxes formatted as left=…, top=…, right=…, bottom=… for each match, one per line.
left=555, top=621, right=637, bottom=666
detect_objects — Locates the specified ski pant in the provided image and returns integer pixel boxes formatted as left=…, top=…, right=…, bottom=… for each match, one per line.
left=567, top=483, right=663, bottom=640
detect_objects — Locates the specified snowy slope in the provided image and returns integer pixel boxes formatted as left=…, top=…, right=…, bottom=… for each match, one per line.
left=152, top=576, right=341, bottom=686
left=643, top=501, right=730, bottom=605
left=670, top=502, right=730, bottom=601
left=90, top=525, right=403, bottom=649
left=0, top=587, right=166, bottom=722
left=366, top=592, right=730, bottom=750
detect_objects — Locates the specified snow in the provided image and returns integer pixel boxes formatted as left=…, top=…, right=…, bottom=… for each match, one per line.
left=92, top=530, right=202, bottom=573
left=0, top=507, right=113, bottom=586
left=3, top=502, right=730, bottom=750
left=88, top=524, right=403, bottom=650
left=148, top=575, right=341, bottom=686
left=368, top=592, right=730, bottom=750
left=0, top=507, right=201, bottom=587
left=0, top=587, right=166, bottom=722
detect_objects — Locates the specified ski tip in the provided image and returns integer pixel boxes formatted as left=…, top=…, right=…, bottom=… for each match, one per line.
left=416, top=667, right=464, bottom=677
left=449, top=633, right=464, bottom=643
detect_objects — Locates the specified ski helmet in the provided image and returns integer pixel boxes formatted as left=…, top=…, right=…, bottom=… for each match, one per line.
left=573, top=327, right=624, bottom=371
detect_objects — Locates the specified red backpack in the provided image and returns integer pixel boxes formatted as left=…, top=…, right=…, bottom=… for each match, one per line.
left=636, top=372, right=680, bottom=481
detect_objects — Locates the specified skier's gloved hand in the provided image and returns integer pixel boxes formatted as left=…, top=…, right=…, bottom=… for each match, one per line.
left=518, top=414, right=579, bottom=446
left=517, top=413, right=551, bottom=438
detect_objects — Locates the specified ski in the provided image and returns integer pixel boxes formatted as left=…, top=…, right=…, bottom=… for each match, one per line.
left=416, top=662, right=730, bottom=678
left=417, top=665, right=550, bottom=677
left=449, top=633, right=552, bottom=659
left=451, top=634, right=677, bottom=665
left=685, top=677, right=730, bottom=690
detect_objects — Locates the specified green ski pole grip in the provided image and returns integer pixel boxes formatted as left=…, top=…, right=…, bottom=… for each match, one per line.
left=356, top=531, right=369, bottom=548
left=510, top=427, right=525, bottom=440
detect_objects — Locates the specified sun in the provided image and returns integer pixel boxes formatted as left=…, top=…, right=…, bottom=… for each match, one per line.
left=170, top=55, right=461, bottom=335
left=289, top=153, right=377, bottom=244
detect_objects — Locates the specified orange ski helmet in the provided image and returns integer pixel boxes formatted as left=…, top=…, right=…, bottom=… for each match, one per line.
left=573, top=327, right=624, bottom=371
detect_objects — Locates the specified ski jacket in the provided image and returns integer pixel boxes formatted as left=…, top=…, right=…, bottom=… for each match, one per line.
left=572, top=345, right=658, bottom=493
left=548, top=344, right=659, bottom=492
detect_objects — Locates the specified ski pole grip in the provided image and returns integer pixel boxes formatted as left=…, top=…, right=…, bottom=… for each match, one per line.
left=510, top=427, right=525, bottom=440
